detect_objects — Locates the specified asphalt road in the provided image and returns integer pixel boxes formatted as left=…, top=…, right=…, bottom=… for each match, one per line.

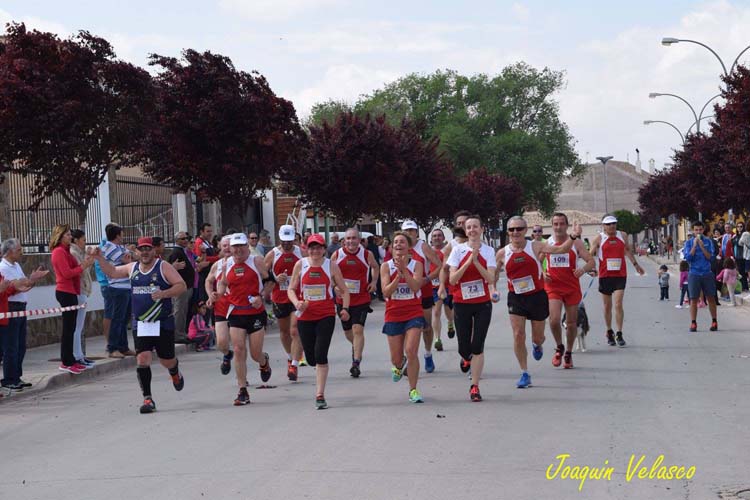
left=2, top=258, right=749, bottom=500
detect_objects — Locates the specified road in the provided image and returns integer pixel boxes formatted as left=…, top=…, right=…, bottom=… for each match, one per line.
left=2, top=258, right=749, bottom=500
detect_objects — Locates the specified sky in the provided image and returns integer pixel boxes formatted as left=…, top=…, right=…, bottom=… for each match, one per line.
left=2, top=0, right=749, bottom=172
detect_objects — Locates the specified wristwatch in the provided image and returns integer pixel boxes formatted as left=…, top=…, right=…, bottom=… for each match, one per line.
left=570, top=234, right=579, bottom=240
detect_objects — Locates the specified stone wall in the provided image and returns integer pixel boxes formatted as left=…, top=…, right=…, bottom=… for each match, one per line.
left=26, top=310, right=105, bottom=348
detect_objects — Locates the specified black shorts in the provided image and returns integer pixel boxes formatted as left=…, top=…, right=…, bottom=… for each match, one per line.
left=598, top=277, right=627, bottom=296
left=134, top=328, right=176, bottom=360
left=507, top=290, right=549, bottom=321
left=214, top=315, right=227, bottom=323
left=421, top=296, right=435, bottom=310
left=273, top=301, right=296, bottom=320
left=228, top=312, right=267, bottom=333
left=337, top=303, right=372, bottom=330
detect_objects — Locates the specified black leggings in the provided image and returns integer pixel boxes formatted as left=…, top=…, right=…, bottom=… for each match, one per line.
left=454, top=301, right=492, bottom=360
left=56, top=291, right=78, bottom=366
left=297, top=316, right=335, bottom=366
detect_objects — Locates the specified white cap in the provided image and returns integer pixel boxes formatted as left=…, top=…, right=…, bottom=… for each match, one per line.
left=278, top=224, right=295, bottom=242
left=602, top=215, right=618, bottom=224
left=229, top=233, right=248, bottom=246
left=401, top=220, right=419, bottom=231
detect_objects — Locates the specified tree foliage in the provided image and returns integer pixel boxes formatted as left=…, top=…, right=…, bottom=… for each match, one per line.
left=613, top=209, right=644, bottom=237
left=0, top=23, right=155, bottom=227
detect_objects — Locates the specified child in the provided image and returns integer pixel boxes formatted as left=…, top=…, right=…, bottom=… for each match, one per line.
left=188, top=301, right=215, bottom=351
left=658, top=264, right=670, bottom=301
left=716, top=258, right=738, bottom=306
left=675, top=261, right=689, bottom=308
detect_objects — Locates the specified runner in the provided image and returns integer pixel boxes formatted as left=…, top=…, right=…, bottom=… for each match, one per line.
left=205, top=235, right=234, bottom=376
left=217, top=233, right=273, bottom=406
left=495, top=216, right=582, bottom=388
left=380, top=231, right=426, bottom=403
left=287, top=234, right=351, bottom=409
left=542, top=213, right=595, bottom=369
left=94, top=237, right=186, bottom=414
left=263, top=224, right=304, bottom=381
left=400, top=220, right=442, bottom=374
left=437, top=210, right=471, bottom=338
left=588, top=215, right=645, bottom=347
left=429, top=228, right=449, bottom=351
left=446, top=216, right=500, bottom=402
left=331, top=228, right=379, bottom=378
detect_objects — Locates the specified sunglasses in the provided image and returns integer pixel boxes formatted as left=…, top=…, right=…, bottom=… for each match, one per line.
left=249, top=237, right=258, bottom=240
left=508, top=227, right=527, bottom=233
left=532, top=230, right=543, bottom=233
left=603, top=223, right=616, bottom=226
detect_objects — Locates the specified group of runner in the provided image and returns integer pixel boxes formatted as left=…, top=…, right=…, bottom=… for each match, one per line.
left=92, top=209, right=646, bottom=413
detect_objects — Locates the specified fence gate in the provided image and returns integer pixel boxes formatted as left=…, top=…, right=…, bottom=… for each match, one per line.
left=114, top=174, right=175, bottom=246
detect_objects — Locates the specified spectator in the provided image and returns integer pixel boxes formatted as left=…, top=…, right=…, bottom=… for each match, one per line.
left=169, top=231, right=197, bottom=342
left=0, top=239, right=47, bottom=391
left=248, top=232, right=262, bottom=257
left=193, top=223, right=219, bottom=302
left=50, top=224, right=95, bottom=374
left=720, top=222, right=735, bottom=259
left=326, top=233, right=341, bottom=258
left=258, top=229, right=272, bottom=255
left=717, top=258, right=738, bottom=306
left=152, top=236, right=165, bottom=258
left=70, top=229, right=95, bottom=368
left=188, top=301, right=215, bottom=351
left=675, top=260, right=689, bottom=309
left=739, top=224, right=750, bottom=292
left=93, top=234, right=111, bottom=347
left=666, top=235, right=674, bottom=259
left=657, top=264, right=670, bottom=301
left=101, top=223, right=135, bottom=358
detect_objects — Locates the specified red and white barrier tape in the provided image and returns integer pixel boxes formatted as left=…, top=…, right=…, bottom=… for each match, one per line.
left=0, top=303, right=87, bottom=319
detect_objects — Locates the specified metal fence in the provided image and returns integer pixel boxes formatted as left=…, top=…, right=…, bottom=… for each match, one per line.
left=114, top=174, right=175, bottom=245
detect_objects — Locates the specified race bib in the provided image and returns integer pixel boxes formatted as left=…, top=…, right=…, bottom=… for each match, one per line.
left=461, top=279, right=486, bottom=300
left=344, top=279, right=361, bottom=294
left=431, top=277, right=440, bottom=287
left=549, top=254, right=570, bottom=268
left=303, top=284, right=327, bottom=301
left=279, top=281, right=289, bottom=291
left=137, top=320, right=160, bottom=337
left=606, top=258, right=622, bottom=271
left=393, top=283, right=414, bottom=300
left=512, top=276, right=536, bottom=294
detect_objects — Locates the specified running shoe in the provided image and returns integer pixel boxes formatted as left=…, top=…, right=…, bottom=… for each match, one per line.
left=299, top=358, right=308, bottom=367
left=58, top=364, right=83, bottom=375
left=563, top=352, right=573, bottom=369
left=349, top=363, right=361, bottom=378
left=532, top=343, right=543, bottom=361
left=234, top=387, right=250, bottom=406
left=459, top=357, right=471, bottom=373
left=675, top=304, right=683, bottom=309
left=689, top=321, right=697, bottom=332
left=434, top=339, right=443, bottom=351
left=139, top=397, right=156, bottom=414
left=171, top=371, right=184, bottom=391
left=447, top=326, right=455, bottom=339
left=470, top=384, right=482, bottom=402
left=81, top=358, right=95, bottom=368
left=424, top=354, right=435, bottom=373
left=615, top=331, right=626, bottom=347
left=391, top=365, right=404, bottom=383
left=1, top=383, right=23, bottom=392
left=288, top=364, right=298, bottom=382
left=409, top=388, right=424, bottom=403
left=18, top=379, right=32, bottom=388
left=73, top=362, right=89, bottom=371
left=517, top=372, right=531, bottom=389
left=606, top=329, right=616, bottom=346
left=552, top=345, right=564, bottom=367
left=220, top=350, right=233, bottom=375
left=259, top=352, right=272, bottom=382
left=315, top=395, right=328, bottom=410
left=710, top=320, right=718, bottom=332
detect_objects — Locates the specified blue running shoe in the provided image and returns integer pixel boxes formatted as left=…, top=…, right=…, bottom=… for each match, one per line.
left=517, top=372, right=531, bottom=388
left=424, top=354, right=435, bottom=373
left=532, top=343, right=543, bottom=361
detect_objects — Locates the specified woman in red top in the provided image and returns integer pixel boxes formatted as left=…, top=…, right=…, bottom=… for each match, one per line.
left=380, top=231, right=425, bottom=404
left=288, top=234, right=350, bottom=410
left=50, top=224, right=94, bottom=374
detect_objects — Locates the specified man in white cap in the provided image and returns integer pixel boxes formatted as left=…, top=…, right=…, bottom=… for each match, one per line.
left=589, top=214, right=644, bottom=348
left=263, top=225, right=304, bottom=381
left=401, top=220, right=443, bottom=373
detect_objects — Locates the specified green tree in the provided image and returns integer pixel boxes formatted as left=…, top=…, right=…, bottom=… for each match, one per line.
left=613, top=209, right=645, bottom=248
left=351, top=64, right=583, bottom=214
left=306, top=99, right=353, bottom=129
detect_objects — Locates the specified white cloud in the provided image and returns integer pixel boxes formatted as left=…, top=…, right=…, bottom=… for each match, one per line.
left=512, top=3, right=530, bottom=22
left=218, top=0, right=343, bottom=21
left=0, top=8, right=71, bottom=37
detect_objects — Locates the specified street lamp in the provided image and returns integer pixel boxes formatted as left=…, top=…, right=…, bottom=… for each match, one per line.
left=596, top=156, right=613, bottom=214
left=661, top=37, right=750, bottom=76
left=648, top=92, right=721, bottom=134
left=643, top=120, right=685, bottom=145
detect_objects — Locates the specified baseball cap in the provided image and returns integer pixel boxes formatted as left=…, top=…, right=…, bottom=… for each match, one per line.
left=279, top=224, right=295, bottom=242
left=229, top=233, right=248, bottom=246
left=602, top=215, right=618, bottom=224
left=307, top=234, right=325, bottom=247
left=136, top=237, right=154, bottom=248
left=401, top=220, right=419, bottom=231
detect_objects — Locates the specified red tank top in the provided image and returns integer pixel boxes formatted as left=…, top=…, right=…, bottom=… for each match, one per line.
left=225, top=257, right=263, bottom=316
left=410, top=239, right=433, bottom=298
left=271, top=246, right=302, bottom=304
left=598, top=231, right=627, bottom=278
left=446, top=243, right=496, bottom=304
left=297, top=258, right=335, bottom=321
left=429, top=248, right=445, bottom=289
left=384, top=259, right=423, bottom=322
left=544, top=235, right=580, bottom=294
left=504, top=240, right=544, bottom=295
left=333, top=246, right=371, bottom=306
left=213, top=257, right=231, bottom=317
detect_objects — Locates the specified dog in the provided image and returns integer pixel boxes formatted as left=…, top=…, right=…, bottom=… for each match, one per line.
left=562, top=302, right=590, bottom=352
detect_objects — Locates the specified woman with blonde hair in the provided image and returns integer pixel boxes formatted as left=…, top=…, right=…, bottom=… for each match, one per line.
left=50, top=224, right=94, bottom=374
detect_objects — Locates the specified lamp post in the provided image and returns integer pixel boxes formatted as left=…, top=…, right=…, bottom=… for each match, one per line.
left=648, top=92, right=721, bottom=134
left=596, top=156, right=613, bottom=214
left=643, top=120, right=685, bottom=145
left=661, top=37, right=750, bottom=77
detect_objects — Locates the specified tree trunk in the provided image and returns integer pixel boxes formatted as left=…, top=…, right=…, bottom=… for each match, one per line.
left=76, top=206, right=88, bottom=232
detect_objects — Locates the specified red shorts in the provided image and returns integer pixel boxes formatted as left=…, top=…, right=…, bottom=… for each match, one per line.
left=545, top=288, right=582, bottom=306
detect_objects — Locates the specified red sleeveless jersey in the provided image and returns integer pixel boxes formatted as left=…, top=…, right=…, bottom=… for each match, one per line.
left=384, top=259, right=423, bottom=322
left=410, top=239, right=433, bottom=298
left=504, top=240, right=544, bottom=295
left=544, top=235, right=580, bottom=295
left=332, top=246, right=371, bottom=306
left=446, top=243, right=497, bottom=304
left=297, top=258, right=335, bottom=321
left=597, top=231, right=627, bottom=278
left=225, top=257, right=263, bottom=316
left=271, top=246, right=302, bottom=304
left=429, top=248, right=445, bottom=289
